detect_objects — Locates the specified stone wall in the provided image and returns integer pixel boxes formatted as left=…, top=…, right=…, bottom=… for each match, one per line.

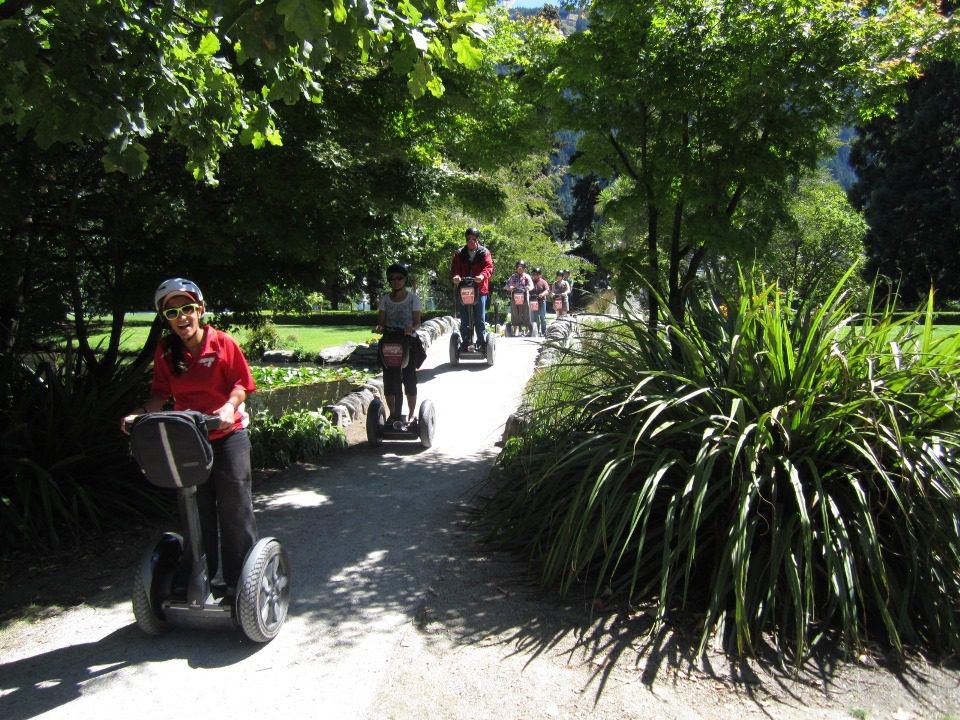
left=247, top=380, right=358, bottom=417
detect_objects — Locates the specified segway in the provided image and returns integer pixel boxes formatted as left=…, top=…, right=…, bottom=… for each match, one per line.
left=553, top=294, right=566, bottom=317
left=529, top=292, right=545, bottom=336
left=449, top=278, right=496, bottom=366
left=367, top=328, right=437, bottom=448
left=127, top=411, right=290, bottom=643
left=506, top=287, right=538, bottom=338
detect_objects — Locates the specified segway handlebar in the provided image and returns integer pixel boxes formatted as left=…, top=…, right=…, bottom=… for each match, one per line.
left=123, top=411, right=222, bottom=434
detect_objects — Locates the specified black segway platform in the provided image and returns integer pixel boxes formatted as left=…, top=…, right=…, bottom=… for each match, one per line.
left=366, top=397, right=437, bottom=448
left=128, top=411, right=290, bottom=643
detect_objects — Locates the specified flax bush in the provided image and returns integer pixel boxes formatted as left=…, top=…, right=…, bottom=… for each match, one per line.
left=481, top=273, right=960, bottom=660
left=0, top=351, right=162, bottom=551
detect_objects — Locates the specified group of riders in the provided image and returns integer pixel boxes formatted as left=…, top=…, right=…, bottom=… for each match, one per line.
left=451, top=226, right=573, bottom=344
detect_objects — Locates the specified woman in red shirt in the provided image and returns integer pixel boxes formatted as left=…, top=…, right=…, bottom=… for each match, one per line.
left=123, top=278, right=257, bottom=595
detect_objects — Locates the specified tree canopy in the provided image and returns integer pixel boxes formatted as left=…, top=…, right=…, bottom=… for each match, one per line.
left=0, top=3, right=577, bottom=366
left=0, top=0, right=492, bottom=180
left=548, top=0, right=954, bottom=326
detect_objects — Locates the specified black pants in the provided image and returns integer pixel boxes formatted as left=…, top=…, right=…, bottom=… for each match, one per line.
left=196, top=429, right=258, bottom=586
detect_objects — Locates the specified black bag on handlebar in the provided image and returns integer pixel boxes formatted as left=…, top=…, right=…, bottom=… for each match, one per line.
left=130, top=411, right=214, bottom=489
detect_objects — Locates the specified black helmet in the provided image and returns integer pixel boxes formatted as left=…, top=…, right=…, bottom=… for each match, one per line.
left=386, top=263, right=408, bottom=278
left=465, top=227, right=480, bottom=239
left=531, top=267, right=542, bottom=274
left=516, top=260, right=527, bottom=268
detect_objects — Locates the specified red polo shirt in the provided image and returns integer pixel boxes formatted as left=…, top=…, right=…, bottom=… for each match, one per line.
left=151, top=326, right=256, bottom=441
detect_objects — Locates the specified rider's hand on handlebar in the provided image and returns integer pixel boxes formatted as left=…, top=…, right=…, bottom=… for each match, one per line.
left=474, top=275, right=483, bottom=283
left=120, top=414, right=138, bottom=435
left=452, top=274, right=462, bottom=284
left=217, top=402, right=236, bottom=430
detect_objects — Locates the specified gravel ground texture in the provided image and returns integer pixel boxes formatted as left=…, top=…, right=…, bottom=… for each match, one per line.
left=1, top=330, right=958, bottom=720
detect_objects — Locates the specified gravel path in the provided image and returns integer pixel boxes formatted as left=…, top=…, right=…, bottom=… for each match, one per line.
left=1, top=331, right=958, bottom=720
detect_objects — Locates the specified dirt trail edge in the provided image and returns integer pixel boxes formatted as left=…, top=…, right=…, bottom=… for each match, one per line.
left=1, top=333, right=958, bottom=720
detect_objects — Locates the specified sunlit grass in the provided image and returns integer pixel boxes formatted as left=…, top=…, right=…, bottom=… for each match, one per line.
left=81, top=320, right=377, bottom=355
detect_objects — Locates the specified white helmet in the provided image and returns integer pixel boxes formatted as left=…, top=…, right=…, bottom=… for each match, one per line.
left=154, top=277, right=204, bottom=311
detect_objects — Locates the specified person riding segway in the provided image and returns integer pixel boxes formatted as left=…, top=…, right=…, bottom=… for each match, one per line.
left=449, top=277, right=496, bottom=365
left=504, top=260, right=536, bottom=337
left=450, top=227, right=496, bottom=365
left=121, top=278, right=290, bottom=643
left=530, top=267, right=550, bottom=336
left=552, top=270, right=571, bottom=317
left=367, top=264, right=435, bottom=448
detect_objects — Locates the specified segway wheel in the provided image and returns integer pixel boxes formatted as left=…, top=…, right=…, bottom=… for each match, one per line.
left=530, top=323, right=539, bottom=338
left=131, top=532, right=183, bottom=636
left=237, top=537, right=291, bottom=643
left=367, top=398, right=385, bottom=446
left=449, top=333, right=461, bottom=366
left=505, top=324, right=513, bottom=337
left=485, top=334, right=497, bottom=365
left=418, top=399, right=436, bottom=448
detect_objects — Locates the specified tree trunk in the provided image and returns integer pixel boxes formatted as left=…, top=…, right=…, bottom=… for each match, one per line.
left=646, top=206, right=660, bottom=332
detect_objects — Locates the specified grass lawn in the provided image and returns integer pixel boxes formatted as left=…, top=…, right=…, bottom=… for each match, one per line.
left=85, top=316, right=377, bottom=355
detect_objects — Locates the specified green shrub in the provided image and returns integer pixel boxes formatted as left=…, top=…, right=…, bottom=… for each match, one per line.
left=241, top=321, right=283, bottom=359
left=251, top=365, right=372, bottom=390
left=249, top=410, right=346, bottom=468
left=0, top=351, right=166, bottom=551
left=481, top=270, right=960, bottom=661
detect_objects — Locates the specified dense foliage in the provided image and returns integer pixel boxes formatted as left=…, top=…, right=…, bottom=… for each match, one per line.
left=251, top=365, right=371, bottom=391
left=0, top=0, right=491, bottom=179
left=481, top=271, right=960, bottom=660
left=849, top=60, right=960, bottom=307
left=248, top=410, right=347, bottom=469
left=705, top=169, right=869, bottom=307
left=548, top=0, right=953, bottom=328
left=0, top=353, right=160, bottom=550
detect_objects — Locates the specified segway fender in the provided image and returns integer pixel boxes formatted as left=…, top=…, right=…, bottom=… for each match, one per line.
left=132, top=532, right=184, bottom=636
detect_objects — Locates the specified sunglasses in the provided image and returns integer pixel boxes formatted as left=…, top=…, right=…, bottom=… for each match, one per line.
left=388, top=275, right=405, bottom=282
left=162, top=303, right=201, bottom=320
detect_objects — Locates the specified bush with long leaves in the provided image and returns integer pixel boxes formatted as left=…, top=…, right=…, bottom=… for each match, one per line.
left=481, top=271, right=960, bottom=660
left=0, top=349, right=165, bottom=552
